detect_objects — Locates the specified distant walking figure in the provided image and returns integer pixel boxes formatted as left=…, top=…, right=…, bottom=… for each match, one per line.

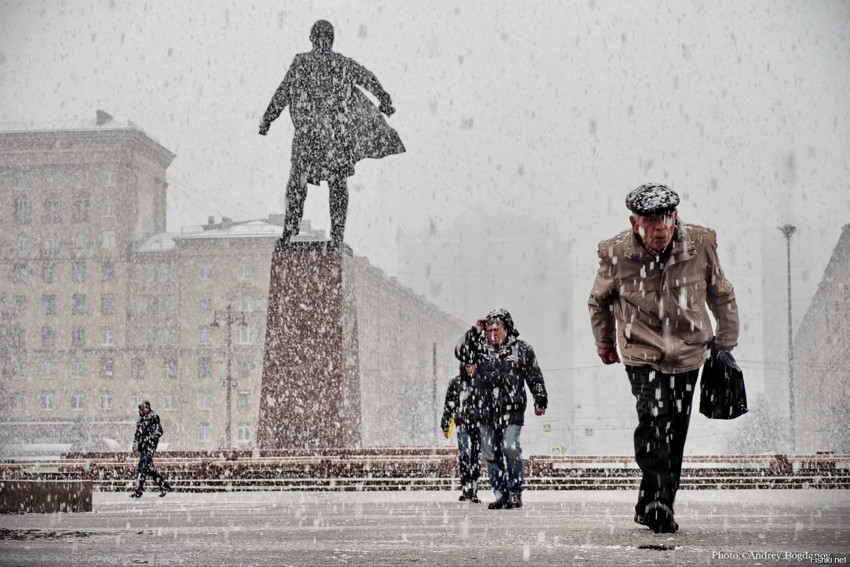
left=131, top=400, right=172, bottom=498
left=259, top=19, right=405, bottom=248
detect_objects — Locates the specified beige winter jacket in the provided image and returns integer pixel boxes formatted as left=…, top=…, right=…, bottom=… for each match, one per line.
left=588, top=222, right=739, bottom=374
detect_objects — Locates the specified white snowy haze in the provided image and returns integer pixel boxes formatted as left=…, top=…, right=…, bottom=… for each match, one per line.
left=1, top=1, right=848, bottom=454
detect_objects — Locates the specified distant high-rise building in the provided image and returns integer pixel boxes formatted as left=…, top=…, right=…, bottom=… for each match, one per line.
left=792, top=224, right=850, bottom=452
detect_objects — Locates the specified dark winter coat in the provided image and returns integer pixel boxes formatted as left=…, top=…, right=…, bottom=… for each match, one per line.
left=455, top=327, right=548, bottom=427
left=133, top=411, right=163, bottom=454
left=441, top=371, right=486, bottom=430
left=261, top=48, right=405, bottom=185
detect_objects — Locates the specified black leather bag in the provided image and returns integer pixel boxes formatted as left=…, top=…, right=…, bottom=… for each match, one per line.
left=699, top=346, right=748, bottom=419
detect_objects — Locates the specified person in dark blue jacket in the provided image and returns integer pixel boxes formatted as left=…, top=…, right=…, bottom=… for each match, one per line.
left=455, top=309, right=548, bottom=510
left=441, top=361, right=485, bottom=502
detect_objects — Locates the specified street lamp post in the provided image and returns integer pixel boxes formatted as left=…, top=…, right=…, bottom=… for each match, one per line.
left=780, top=224, right=796, bottom=451
left=211, top=304, right=247, bottom=448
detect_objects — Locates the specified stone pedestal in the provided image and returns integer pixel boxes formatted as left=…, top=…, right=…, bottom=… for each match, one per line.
left=256, top=242, right=362, bottom=450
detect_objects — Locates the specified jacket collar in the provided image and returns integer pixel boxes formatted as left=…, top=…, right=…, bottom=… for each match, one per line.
left=624, top=220, right=696, bottom=262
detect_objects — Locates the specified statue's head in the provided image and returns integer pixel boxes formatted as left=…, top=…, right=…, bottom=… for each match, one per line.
left=310, top=20, right=334, bottom=49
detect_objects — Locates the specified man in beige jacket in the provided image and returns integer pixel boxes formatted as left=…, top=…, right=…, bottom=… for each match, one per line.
left=588, top=183, right=739, bottom=533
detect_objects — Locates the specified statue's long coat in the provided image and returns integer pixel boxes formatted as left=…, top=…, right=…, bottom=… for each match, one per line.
left=262, top=49, right=405, bottom=185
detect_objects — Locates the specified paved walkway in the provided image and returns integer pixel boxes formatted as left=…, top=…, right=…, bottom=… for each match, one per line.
left=1, top=489, right=848, bottom=566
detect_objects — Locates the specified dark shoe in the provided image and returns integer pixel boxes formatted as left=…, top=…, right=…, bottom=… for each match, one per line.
left=644, top=502, right=678, bottom=533
left=488, top=498, right=508, bottom=510
left=458, top=491, right=469, bottom=502
left=130, top=492, right=142, bottom=498
left=506, top=494, right=523, bottom=509
left=159, top=484, right=172, bottom=497
left=468, top=492, right=481, bottom=504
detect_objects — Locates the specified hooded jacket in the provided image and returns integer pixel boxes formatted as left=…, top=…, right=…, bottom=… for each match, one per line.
left=133, top=410, right=163, bottom=454
left=455, top=311, right=548, bottom=426
left=440, top=367, right=486, bottom=430
left=588, top=221, right=739, bottom=374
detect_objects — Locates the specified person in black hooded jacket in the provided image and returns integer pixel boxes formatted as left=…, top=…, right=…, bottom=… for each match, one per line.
left=455, top=309, right=548, bottom=510
left=441, top=361, right=486, bottom=502
left=130, top=400, right=172, bottom=498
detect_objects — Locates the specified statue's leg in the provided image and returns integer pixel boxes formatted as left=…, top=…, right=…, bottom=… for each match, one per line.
left=283, top=169, right=308, bottom=243
left=329, top=175, right=349, bottom=247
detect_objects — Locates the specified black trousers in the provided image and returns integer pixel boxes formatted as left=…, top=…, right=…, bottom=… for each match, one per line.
left=134, top=451, right=167, bottom=494
left=283, top=168, right=349, bottom=244
left=626, top=366, right=699, bottom=517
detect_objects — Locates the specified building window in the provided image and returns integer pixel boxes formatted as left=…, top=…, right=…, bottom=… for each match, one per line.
left=236, top=325, right=252, bottom=345
left=198, top=261, right=212, bottom=281
left=71, top=198, right=90, bottom=222
left=198, top=357, right=211, bottom=380
left=237, top=423, right=252, bottom=443
left=42, top=262, right=56, bottom=283
left=198, top=326, right=212, bottom=346
left=237, top=391, right=251, bottom=409
left=237, top=259, right=252, bottom=281
left=100, top=326, right=115, bottom=346
left=72, top=261, right=87, bottom=283
left=101, top=294, right=115, bottom=315
left=12, top=262, right=27, bottom=283
left=72, top=232, right=89, bottom=256
left=103, top=168, right=117, bottom=188
left=43, top=233, right=59, bottom=257
left=40, top=391, right=54, bottom=411
left=12, top=295, right=26, bottom=317
left=72, top=294, right=87, bottom=315
left=8, top=393, right=24, bottom=413
left=10, top=326, right=26, bottom=349
left=42, top=294, right=56, bottom=316
left=163, top=391, right=178, bottom=410
left=198, top=422, right=211, bottom=443
left=71, top=327, right=85, bottom=348
left=42, top=199, right=62, bottom=223
left=198, top=293, right=212, bottom=313
left=101, top=261, right=115, bottom=282
left=41, top=360, right=56, bottom=380
left=71, top=357, right=85, bottom=379
left=41, top=327, right=56, bottom=350
left=100, top=390, right=113, bottom=411
left=238, top=292, right=254, bottom=313
left=163, top=358, right=177, bottom=380
left=15, top=233, right=30, bottom=257
left=198, top=390, right=212, bottom=411
left=100, top=357, right=114, bottom=379
left=102, top=230, right=116, bottom=251
left=102, top=196, right=116, bottom=216
left=9, top=357, right=26, bottom=380
left=131, top=358, right=145, bottom=380
left=131, top=391, right=145, bottom=408
left=71, top=391, right=85, bottom=411
left=13, top=200, right=32, bottom=223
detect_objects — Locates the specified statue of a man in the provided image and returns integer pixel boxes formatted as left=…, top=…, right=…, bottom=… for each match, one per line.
left=259, top=20, right=405, bottom=249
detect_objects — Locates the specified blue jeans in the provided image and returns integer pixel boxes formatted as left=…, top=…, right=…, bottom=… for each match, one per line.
left=480, top=424, right=523, bottom=499
left=455, top=425, right=481, bottom=492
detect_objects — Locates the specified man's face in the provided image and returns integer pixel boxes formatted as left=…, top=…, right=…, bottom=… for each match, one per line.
left=464, top=364, right=476, bottom=376
left=139, top=405, right=150, bottom=416
left=630, top=210, right=677, bottom=253
left=485, top=320, right=508, bottom=347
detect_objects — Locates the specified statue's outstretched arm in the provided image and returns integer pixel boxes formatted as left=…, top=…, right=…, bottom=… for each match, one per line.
left=259, top=63, right=295, bottom=135
left=348, top=58, right=395, bottom=116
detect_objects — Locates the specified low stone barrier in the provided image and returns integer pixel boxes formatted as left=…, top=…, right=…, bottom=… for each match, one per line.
left=0, top=479, right=93, bottom=514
